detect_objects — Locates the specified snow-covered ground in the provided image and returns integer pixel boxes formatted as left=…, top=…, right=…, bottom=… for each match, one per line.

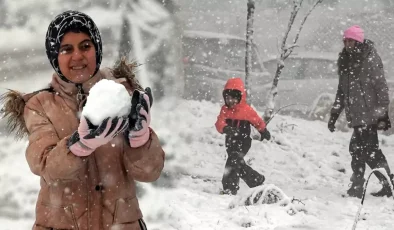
left=2, top=75, right=394, bottom=229
left=151, top=100, right=394, bottom=230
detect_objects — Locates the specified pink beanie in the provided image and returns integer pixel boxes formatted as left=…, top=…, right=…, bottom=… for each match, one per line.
left=343, top=25, right=364, bottom=43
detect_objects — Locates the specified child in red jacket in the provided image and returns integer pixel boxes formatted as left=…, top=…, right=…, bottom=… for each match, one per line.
left=215, top=78, right=271, bottom=195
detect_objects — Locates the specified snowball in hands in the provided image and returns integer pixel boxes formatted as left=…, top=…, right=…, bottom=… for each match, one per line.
left=82, top=79, right=131, bottom=125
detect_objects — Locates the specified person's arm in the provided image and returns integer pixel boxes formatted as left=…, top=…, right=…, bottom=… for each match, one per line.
left=246, top=106, right=271, bottom=141
left=370, top=53, right=390, bottom=116
left=331, top=56, right=346, bottom=116
left=120, top=87, right=164, bottom=182
left=24, top=95, right=86, bottom=183
left=331, top=79, right=345, bottom=116
left=247, top=106, right=266, bottom=132
left=215, top=107, right=228, bottom=133
left=123, top=128, right=165, bottom=182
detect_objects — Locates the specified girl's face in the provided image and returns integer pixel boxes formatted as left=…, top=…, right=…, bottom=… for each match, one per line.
left=58, top=32, right=96, bottom=83
left=225, top=95, right=239, bottom=108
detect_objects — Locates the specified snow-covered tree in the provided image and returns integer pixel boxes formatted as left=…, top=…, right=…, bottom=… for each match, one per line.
left=117, top=0, right=184, bottom=101
left=245, top=0, right=256, bottom=104
left=263, top=0, right=323, bottom=121
left=118, top=16, right=132, bottom=60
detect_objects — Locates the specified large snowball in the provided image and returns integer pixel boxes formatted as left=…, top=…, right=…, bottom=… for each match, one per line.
left=82, top=79, right=131, bottom=125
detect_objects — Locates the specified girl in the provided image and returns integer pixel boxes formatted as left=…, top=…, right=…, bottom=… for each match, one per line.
left=1, top=10, right=164, bottom=230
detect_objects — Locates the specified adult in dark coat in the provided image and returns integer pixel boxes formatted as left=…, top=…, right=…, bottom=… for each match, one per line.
left=329, top=25, right=393, bottom=198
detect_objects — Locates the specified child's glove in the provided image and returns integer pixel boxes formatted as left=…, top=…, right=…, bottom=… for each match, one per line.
left=128, top=88, right=153, bottom=148
left=68, top=116, right=128, bottom=156
left=259, top=129, right=271, bottom=141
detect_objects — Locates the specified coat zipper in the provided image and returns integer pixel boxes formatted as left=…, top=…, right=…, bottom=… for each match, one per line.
left=92, top=153, right=104, bottom=229
left=356, top=75, right=368, bottom=109
left=354, top=58, right=368, bottom=108
left=87, top=167, right=91, bottom=230
left=347, top=59, right=368, bottom=109
left=76, top=83, right=84, bottom=105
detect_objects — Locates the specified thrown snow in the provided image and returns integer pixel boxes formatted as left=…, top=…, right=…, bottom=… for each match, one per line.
left=81, top=79, right=131, bottom=125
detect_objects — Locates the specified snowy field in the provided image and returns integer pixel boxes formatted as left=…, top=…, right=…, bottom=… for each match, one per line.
left=1, top=74, right=394, bottom=229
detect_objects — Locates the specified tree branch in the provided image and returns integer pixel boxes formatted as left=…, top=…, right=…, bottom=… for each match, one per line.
left=292, top=0, right=323, bottom=46
left=280, top=1, right=302, bottom=53
left=245, top=0, right=256, bottom=104
left=291, top=197, right=305, bottom=205
left=264, top=0, right=323, bottom=120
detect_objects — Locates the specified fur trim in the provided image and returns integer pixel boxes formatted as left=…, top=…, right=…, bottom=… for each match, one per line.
left=0, top=59, right=140, bottom=140
left=110, top=57, right=143, bottom=91
left=0, top=90, right=28, bottom=140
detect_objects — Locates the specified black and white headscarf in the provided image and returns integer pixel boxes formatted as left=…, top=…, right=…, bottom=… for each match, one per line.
left=45, top=10, right=103, bottom=83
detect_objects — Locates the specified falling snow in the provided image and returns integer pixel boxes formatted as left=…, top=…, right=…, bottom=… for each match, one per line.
left=2, top=1, right=394, bottom=230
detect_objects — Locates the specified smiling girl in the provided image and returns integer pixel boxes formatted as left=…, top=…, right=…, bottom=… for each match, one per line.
left=1, top=10, right=164, bottom=230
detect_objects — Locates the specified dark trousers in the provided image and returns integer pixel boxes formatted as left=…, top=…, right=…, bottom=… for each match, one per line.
left=139, top=219, right=147, bottom=230
left=222, top=137, right=265, bottom=193
left=349, top=125, right=391, bottom=184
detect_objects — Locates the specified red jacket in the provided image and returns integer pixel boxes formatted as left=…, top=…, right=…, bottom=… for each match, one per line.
left=215, top=78, right=266, bottom=134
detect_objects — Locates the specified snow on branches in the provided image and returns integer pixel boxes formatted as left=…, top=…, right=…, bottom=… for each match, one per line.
left=264, top=0, right=323, bottom=120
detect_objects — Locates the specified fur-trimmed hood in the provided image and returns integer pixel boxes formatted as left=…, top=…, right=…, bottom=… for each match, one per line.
left=0, top=89, right=37, bottom=140
left=0, top=59, right=142, bottom=140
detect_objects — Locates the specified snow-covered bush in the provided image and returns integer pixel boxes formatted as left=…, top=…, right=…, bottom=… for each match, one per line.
left=229, top=184, right=307, bottom=216
left=308, top=93, right=350, bottom=132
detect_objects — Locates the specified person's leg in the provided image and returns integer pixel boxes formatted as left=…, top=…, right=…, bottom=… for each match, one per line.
left=347, top=126, right=366, bottom=198
left=369, top=150, right=394, bottom=197
left=366, top=149, right=392, bottom=177
left=363, top=125, right=394, bottom=196
left=239, top=138, right=265, bottom=188
left=362, top=125, right=391, bottom=179
left=349, top=127, right=367, bottom=180
left=222, top=142, right=242, bottom=195
left=240, top=164, right=265, bottom=188
left=138, top=219, right=148, bottom=230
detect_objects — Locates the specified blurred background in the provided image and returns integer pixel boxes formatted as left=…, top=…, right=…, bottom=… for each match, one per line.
left=2, top=0, right=394, bottom=124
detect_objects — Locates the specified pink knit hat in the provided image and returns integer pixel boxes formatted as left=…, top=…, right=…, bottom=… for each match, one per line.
left=343, top=25, right=364, bottom=43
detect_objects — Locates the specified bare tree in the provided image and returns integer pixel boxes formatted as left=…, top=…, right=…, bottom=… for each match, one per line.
left=118, top=15, right=132, bottom=60
left=245, top=0, right=255, bottom=104
left=116, top=0, right=180, bottom=203
left=116, top=0, right=184, bottom=101
left=263, top=0, right=323, bottom=121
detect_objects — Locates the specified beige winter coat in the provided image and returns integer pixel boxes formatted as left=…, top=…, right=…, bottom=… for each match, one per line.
left=1, top=66, right=165, bottom=230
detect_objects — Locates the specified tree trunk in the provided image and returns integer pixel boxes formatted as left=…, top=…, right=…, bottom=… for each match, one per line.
left=264, top=0, right=323, bottom=121
left=245, top=0, right=255, bottom=104
left=118, top=16, right=132, bottom=60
